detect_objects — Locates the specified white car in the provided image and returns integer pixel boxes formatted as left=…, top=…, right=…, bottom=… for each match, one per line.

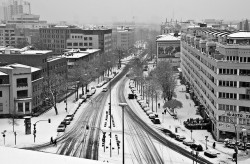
left=90, top=87, right=96, bottom=94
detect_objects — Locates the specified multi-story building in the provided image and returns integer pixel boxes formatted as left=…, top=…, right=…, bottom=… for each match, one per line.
left=0, top=48, right=67, bottom=79
left=181, top=28, right=250, bottom=141
left=1, top=0, right=31, bottom=21
left=112, top=26, right=135, bottom=51
left=156, top=33, right=181, bottom=71
left=66, top=33, right=99, bottom=51
left=40, top=26, right=112, bottom=54
left=63, top=49, right=100, bottom=69
left=7, top=13, right=48, bottom=29
left=0, top=63, right=42, bottom=117
left=0, top=24, right=16, bottom=46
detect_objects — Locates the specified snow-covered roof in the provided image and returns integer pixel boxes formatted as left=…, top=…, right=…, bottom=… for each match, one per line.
left=156, top=35, right=180, bottom=41
left=0, top=63, right=40, bottom=72
left=228, top=32, right=250, bottom=38
left=21, top=50, right=52, bottom=55
left=0, top=146, right=103, bottom=164
left=0, top=71, right=7, bottom=76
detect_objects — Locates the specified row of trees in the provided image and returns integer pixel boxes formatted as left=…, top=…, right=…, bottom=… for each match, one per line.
left=43, top=51, right=122, bottom=115
left=129, top=56, right=178, bottom=112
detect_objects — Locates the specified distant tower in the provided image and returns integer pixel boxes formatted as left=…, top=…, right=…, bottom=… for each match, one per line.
left=244, top=19, right=249, bottom=31
left=239, top=21, right=243, bottom=30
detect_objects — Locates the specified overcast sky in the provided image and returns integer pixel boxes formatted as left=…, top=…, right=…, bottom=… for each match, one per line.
left=1, top=0, right=250, bottom=24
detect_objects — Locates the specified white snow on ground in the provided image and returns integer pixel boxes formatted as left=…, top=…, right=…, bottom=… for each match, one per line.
left=0, top=146, right=104, bottom=164
left=2, top=54, right=249, bottom=164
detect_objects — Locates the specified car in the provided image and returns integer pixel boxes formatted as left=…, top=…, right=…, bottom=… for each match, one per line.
left=66, top=114, right=74, bottom=121
left=149, top=113, right=156, bottom=119
left=146, top=110, right=153, bottom=116
left=144, top=107, right=150, bottom=112
left=183, top=139, right=195, bottom=146
left=204, top=150, right=217, bottom=158
left=96, top=83, right=102, bottom=88
left=141, top=103, right=148, bottom=109
left=152, top=118, right=161, bottom=124
left=64, top=118, right=71, bottom=125
left=87, top=92, right=92, bottom=98
left=102, top=87, right=108, bottom=92
left=176, top=135, right=186, bottom=142
left=128, top=94, right=135, bottom=99
left=190, top=143, right=199, bottom=150
left=90, top=87, right=96, bottom=94
left=57, top=124, right=66, bottom=132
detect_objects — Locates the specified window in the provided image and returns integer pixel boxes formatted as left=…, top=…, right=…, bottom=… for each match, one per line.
left=25, top=102, right=29, bottom=112
left=79, top=43, right=83, bottom=46
left=89, top=37, right=92, bottom=40
left=67, top=42, right=72, bottom=46
left=89, top=43, right=93, bottom=46
left=17, top=78, right=28, bottom=87
left=84, top=43, right=88, bottom=46
left=84, top=37, right=87, bottom=40
left=18, top=103, right=23, bottom=112
left=0, top=103, right=3, bottom=112
left=17, top=90, right=28, bottom=99
left=0, top=91, right=2, bottom=97
left=73, top=42, right=78, bottom=46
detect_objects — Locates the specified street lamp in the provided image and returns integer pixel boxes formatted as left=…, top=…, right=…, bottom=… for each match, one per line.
left=107, top=61, right=111, bottom=77
left=119, top=103, right=128, bottom=164
left=205, top=136, right=208, bottom=150
left=190, top=129, right=193, bottom=140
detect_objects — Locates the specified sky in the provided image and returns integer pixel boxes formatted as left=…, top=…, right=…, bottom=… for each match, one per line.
left=1, top=0, right=250, bottom=24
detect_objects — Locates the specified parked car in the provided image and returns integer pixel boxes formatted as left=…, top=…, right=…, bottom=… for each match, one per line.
left=128, top=94, right=135, bottom=99
left=96, top=83, right=102, bottom=88
left=66, top=114, right=74, bottom=121
left=183, top=139, right=195, bottom=146
left=102, top=87, right=108, bottom=92
left=87, top=92, right=92, bottom=98
left=61, top=120, right=67, bottom=127
left=204, top=150, right=217, bottom=158
left=146, top=111, right=153, bottom=116
left=144, top=107, right=150, bottom=112
left=64, top=118, right=71, bottom=125
left=149, top=113, right=156, bottom=119
left=190, top=143, right=199, bottom=150
left=176, top=135, right=186, bottom=142
left=90, top=87, right=96, bottom=94
left=57, top=124, right=66, bottom=132
left=152, top=118, right=161, bottom=124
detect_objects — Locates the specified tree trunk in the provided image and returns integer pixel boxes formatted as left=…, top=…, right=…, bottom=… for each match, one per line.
left=151, top=88, right=153, bottom=112
left=156, top=94, right=158, bottom=113
left=54, top=105, right=58, bottom=115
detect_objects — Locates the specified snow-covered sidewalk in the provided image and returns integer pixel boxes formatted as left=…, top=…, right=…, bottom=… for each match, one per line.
left=0, top=63, right=125, bottom=148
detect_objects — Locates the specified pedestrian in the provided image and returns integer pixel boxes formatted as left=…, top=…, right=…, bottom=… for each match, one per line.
left=158, top=103, right=160, bottom=108
left=213, top=142, right=216, bottom=149
left=164, top=109, right=166, bottom=114
left=54, top=138, right=57, bottom=146
left=50, top=137, right=54, bottom=144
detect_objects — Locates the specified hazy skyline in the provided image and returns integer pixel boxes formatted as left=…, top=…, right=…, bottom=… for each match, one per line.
left=1, top=0, right=250, bottom=24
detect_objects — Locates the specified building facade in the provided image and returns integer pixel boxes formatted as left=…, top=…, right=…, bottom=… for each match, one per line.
left=0, top=24, right=16, bottom=46
left=181, top=28, right=250, bottom=141
left=66, top=33, right=99, bottom=50
left=156, top=34, right=181, bottom=71
left=40, top=26, right=112, bottom=54
left=0, top=63, right=42, bottom=117
left=113, top=26, right=135, bottom=51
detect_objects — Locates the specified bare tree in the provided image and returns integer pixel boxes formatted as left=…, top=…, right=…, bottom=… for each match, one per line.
left=43, top=72, right=66, bottom=115
left=151, top=60, right=177, bottom=101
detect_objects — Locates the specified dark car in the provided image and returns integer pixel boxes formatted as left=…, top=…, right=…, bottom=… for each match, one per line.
left=57, top=124, right=66, bottom=132
left=204, top=150, right=217, bottom=158
left=128, top=94, right=135, bottom=99
left=152, top=118, right=161, bottom=124
left=66, top=114, right=74, bottom=121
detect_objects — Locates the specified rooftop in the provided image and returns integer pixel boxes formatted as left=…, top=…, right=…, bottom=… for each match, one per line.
left=228, top=32, right=250, bottom=38
left=156, top=34, right=180, bottom=41
left=0, top=71, right=8, bottom=76
left=0, top=63, right=40, bottom=72
left=21, top=50, right=52, bottom=55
